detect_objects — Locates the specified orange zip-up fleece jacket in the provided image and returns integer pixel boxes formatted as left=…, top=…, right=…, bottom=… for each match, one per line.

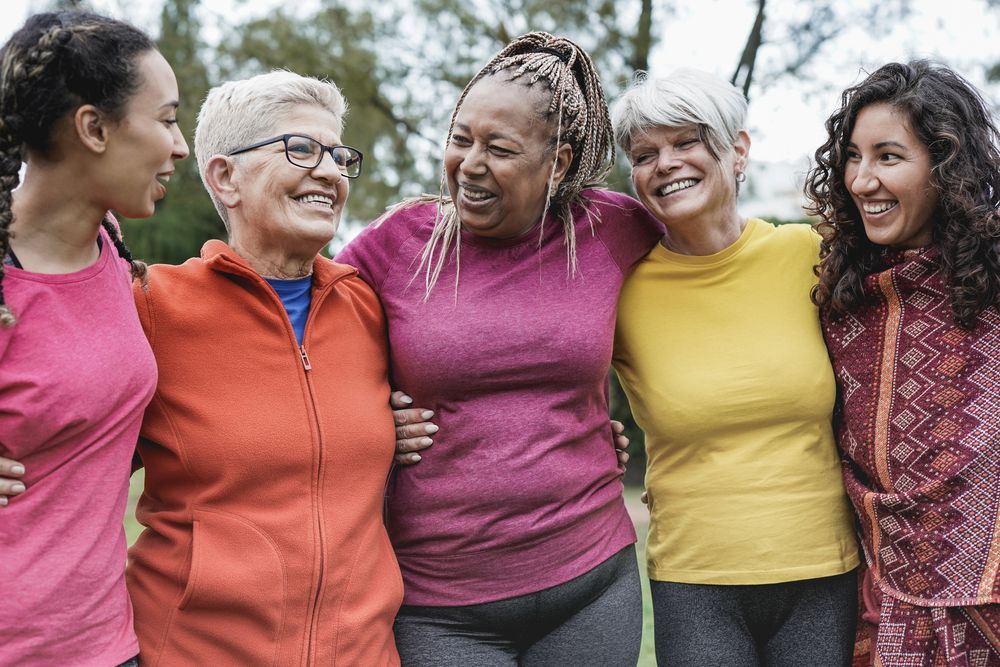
left=126, top=240, right=403, bottom=666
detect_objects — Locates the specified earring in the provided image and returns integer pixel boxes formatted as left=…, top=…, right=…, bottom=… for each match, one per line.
left=736, top=171, right=747, bottom=183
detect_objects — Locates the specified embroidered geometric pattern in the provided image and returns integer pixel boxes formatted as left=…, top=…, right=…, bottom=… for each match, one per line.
left=826, top=249, right=1000, bottom=667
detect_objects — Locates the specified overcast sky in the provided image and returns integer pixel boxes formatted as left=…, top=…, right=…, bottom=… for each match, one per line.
left=2, top=0, right=999, bottom=168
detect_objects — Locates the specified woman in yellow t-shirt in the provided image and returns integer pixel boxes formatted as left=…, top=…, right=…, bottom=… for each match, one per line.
left=610, top=69, right=859, bottom=666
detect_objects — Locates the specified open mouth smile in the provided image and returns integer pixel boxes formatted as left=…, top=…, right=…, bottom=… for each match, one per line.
left=656, top=179, right=698, bottom=196
left=861, top=200, right=898, bottom=215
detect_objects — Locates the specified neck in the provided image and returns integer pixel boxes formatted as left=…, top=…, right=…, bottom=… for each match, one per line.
left=8, top=164, right=107, bottom=273
left=229, top=239, right=317, bottom=279
left=661, top=208, right=746, bottom=256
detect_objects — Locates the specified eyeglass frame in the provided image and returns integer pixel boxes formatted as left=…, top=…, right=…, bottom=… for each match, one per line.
left=227, top=133, right=364, bottom=178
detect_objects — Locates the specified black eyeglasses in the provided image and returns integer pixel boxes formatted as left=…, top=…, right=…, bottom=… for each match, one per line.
left=228, top=133, right=364, bottom=178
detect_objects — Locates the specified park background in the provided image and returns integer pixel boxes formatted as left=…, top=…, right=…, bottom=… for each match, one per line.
left=5, top=0, right=1000, bottom=663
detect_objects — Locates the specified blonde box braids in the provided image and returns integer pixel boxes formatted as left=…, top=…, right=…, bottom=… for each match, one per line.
left=407, top=31, right=614, bottom=299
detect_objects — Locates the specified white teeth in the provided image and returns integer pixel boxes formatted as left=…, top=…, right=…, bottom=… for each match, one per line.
left=297, top=194, right=334, bottom=207
left=156, top=175, right=171, bottom=185
left=463, top=188, right=494, bottom=202
left=658, top=179, right=697, bottom=196
left=863, top=201, right=897, bottom=214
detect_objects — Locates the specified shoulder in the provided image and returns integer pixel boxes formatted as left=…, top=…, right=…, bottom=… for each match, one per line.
left=316, top=257, right=385, bottom=328
left=131, top=256, right=211, bottom=332
left=137, top=256, right=209, bottom=295
left=577, top=188, right=646, bottom=217
left=337, top=201, right=436, bottom=288
left=750, top=219, right=820, bottom=253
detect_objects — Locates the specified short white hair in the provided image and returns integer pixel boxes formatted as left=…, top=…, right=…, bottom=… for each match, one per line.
left=194, top=70, right=347, bottom=227
left=611, top=68, right=747, bottom=160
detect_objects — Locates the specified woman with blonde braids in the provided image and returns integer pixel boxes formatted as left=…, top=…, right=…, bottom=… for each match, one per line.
left=337, top=32, right=662, bottom=664
left=0, top=11, right=187, bottom=665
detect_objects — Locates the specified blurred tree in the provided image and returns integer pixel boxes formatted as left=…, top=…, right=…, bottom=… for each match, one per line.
left=120, top=0, right=222, bottom=264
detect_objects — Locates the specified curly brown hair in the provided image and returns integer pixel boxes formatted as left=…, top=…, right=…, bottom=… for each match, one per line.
left=804, top=60, right=1000, bottom=328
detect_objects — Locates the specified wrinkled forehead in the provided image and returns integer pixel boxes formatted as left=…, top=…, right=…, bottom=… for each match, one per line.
left=471, top=73, right=555, bottom=115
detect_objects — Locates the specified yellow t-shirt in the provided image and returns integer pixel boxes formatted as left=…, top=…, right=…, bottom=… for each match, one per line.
left=613, top=219, right=859, bottom=584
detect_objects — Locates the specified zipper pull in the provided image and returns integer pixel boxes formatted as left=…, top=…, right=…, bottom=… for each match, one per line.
left=299, top=345, right=312, bottom=371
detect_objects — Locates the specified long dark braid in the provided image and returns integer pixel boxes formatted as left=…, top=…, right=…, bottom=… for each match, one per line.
left=0, top=11, right=154, bottom=327
left=415, top=31, right=614, bottom=297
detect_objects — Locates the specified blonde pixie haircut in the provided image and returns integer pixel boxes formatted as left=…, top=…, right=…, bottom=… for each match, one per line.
left=194, top=70, right=347, bottom=229
left=611, top=68, right=747, bottom=161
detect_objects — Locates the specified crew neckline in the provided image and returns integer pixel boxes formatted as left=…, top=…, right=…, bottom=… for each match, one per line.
left=652, top=217, right=761, bottom=267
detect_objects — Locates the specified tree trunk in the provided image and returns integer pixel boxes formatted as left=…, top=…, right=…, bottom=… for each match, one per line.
left=628, top=0, right=653, bottom=73
left=731, top=0, right=765, bottom=100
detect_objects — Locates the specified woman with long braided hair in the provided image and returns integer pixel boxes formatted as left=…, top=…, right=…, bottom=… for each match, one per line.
left=0, top=11, right=187, bottom=665
left=337, top=32, right=661, bottom=664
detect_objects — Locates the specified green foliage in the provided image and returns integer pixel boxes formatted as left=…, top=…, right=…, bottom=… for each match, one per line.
left=121, top=0, right=223, bottom=264
left=760, top=215, right=815, bottom=227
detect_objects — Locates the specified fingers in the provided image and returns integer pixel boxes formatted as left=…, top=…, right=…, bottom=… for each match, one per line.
left=610, top=421, right=629, bottom=451
left=0, top=458, right=26, bottom=507
left=393, top=407, right=435, bottom=427
left=394, top=405, right=437, bottom=466
left=395, top=421, right=437, bottom=441
left=396, top=435, right=434, bottom=455
left=394, top=452, right=423, bottom=466
left=389, top=391, right=413, bottom=410
left=616, top=450, right=630, bottom=466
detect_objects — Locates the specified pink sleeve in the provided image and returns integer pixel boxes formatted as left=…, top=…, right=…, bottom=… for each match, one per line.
left=335, top=217, right=397, bottom=292
left=585, top=189, right=664, bottom=273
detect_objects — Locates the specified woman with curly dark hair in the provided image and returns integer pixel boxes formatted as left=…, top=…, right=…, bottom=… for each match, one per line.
left=805, top=60, right=1000, bottom=667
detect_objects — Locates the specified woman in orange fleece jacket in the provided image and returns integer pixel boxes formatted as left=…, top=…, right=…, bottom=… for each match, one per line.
left=124, top=71, right=402, bottom=666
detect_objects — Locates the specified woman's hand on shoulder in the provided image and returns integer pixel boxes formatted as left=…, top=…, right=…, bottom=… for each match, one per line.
left=390, top=391, right=437, bottom=465
left=0, top=457, right=26, bottom=507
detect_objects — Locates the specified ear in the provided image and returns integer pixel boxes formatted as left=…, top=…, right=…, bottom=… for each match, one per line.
left=733, top=129, right=751, bottom=175
left=551, top=142, right=574, bottom=188
left=203, top=155, right=241, bottom=209
left=74, top=104, right=110, bottom=154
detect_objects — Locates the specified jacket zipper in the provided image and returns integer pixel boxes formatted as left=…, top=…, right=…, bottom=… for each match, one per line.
left=298, top=287, right=335, bottom=665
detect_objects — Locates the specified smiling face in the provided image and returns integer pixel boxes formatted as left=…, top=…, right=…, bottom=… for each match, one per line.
left=444, top=76, right=571, bottom=239
left=228, top=104, right=349, bottom=262
left=104, top=49, right=189, bottom=218
left=628, top=123, right=746, bottom=231
left=845, top=103, right=938, bottom=249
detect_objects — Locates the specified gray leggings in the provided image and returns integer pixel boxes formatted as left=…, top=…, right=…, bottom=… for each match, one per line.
left=651, top=569, right=858, bottom=667
left=393, top=545, right=642, bottom=666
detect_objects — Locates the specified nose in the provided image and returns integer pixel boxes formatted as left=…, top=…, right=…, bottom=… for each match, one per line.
left=311, top=150, right=345, bottom=183
left=654, top=148, right=679, bottom=174
left=172, top=125, right=190, bottom=160
left=459, top=145, right=488, bottom=177
left=849, top=158, right=877, bottom=196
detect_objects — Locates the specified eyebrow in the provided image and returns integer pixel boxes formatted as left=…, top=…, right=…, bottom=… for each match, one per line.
left=160, top=101, right=180, bottom=110
left=453, top=122, right=519, bottom=144
left=848, top=140, right=908, bottom=150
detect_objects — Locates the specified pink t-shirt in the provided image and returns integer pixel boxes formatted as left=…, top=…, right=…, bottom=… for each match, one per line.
left=337, top=189, right=663, bottom=606
left=0, top=225, right=155, bottom=666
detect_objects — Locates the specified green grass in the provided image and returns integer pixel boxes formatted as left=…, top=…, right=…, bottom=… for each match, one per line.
left=124, top=475, right=656, bottom=665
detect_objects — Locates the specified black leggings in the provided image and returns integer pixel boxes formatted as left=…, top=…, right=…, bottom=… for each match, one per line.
left=393, top=545, right=643, bottom=666
left=651, top=569, right=858, bottom=667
